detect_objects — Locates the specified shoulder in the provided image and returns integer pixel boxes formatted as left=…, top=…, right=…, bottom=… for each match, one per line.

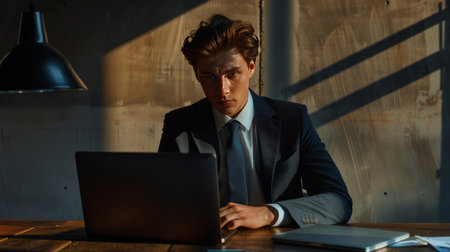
left=164, top=98, right=211, bottom=122
left=253, top=92, right=308, bottom=119
left=253, top=93, right=314, bottom=139
left=264, top=96, right=306, bottom=112
left=160, top=98, right=212, bottom=146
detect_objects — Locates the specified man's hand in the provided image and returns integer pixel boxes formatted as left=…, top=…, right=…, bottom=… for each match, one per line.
left=219, top=202, right=278, bottom=230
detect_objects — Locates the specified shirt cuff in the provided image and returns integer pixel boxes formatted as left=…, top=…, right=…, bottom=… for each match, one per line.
left=266, top=203, right=285, bottom=227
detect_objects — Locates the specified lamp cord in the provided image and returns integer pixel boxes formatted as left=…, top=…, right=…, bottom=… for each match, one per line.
left=29, top=0, right=36, bottom=12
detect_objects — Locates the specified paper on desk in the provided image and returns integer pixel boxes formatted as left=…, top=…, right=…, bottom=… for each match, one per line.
left=416, top=236, right=450, bottom=252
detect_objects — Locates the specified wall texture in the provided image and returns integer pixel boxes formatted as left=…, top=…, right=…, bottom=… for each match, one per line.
left=0, top=0, right=448, bottom=222
left=263, top=0, right=448, bottom=222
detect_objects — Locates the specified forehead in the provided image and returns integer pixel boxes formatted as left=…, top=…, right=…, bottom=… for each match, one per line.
left=195, top=49, right=247, bottom=73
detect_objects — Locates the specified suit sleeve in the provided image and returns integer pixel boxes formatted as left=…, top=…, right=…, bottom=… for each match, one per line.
left=276, top=106, right=352, bottom=228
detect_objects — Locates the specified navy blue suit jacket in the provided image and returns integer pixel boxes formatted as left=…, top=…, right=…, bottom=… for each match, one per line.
left=158, top=90, right=352, bottom=227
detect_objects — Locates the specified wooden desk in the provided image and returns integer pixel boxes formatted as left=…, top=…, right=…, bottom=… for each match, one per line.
left=0, top=220, right=449, bottom=251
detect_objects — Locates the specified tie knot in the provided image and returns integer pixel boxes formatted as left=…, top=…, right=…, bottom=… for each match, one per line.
left=226, top=120, right=240, bottom=136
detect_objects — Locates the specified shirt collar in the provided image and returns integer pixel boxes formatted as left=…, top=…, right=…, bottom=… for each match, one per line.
left=212, top=90, right=254, bottom=133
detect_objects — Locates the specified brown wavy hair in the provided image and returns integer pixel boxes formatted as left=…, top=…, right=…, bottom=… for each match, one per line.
left=181, top=14, right=259, bottom=67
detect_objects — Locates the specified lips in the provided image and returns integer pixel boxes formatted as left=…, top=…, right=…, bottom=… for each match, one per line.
left=218, top=99, right=234, bottom=107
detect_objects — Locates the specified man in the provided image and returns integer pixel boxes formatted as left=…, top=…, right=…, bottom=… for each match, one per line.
left=159, top=14, right=352, bottom=230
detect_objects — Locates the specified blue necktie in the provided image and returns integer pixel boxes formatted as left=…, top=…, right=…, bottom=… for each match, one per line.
left=226, top=120, right=248, bottom=205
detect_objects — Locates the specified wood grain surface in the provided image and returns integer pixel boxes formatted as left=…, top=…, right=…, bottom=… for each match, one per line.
left=1, top=220, right=449, bottom=252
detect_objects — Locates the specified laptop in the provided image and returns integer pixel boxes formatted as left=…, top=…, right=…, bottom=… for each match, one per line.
left=75, top=151, right=236, bottom=244
left=272, top=224, right=409, bottom=251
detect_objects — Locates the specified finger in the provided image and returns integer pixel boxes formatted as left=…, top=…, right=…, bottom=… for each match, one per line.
left=221, top=216, right=232, bottom=229
left=225, top=218, right=242, bottom=230
left=219, top=202, right=239, bottom=211
left=219, top=205, right=232, bottom=212
left=220, top=212, right=240, bottom=228
left=219, top=207, right=233, bottom=217
left=219, top=203, right=241, bottom=217
left=220, top=219, right=228, bottom=229
left=219, top=203, right=235, bottom=213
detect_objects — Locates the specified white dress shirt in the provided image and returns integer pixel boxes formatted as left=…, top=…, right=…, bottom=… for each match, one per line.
left=212, top=90, right=285, bottom=226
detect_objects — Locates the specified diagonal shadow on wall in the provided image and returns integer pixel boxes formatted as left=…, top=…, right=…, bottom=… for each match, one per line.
left=282, top=1, right=449, bottom=222
left=308, top=49, right=446, bottom=127
left=98, top=0, right=208, bottom=53
left=281, top=5, right=449, bottom=102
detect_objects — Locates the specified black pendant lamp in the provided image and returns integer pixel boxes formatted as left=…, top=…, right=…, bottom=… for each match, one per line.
left=0, top=0, right=87, bottom=93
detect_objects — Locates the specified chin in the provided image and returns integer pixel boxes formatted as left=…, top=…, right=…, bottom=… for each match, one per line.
left=215, top=106, right=233, bottom=115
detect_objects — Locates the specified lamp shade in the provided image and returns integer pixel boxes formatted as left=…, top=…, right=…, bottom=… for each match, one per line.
left=0, top=9, right=87, bottom=93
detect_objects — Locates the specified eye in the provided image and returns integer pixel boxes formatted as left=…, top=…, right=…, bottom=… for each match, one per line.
left=203, top=75, right=216, bottom=80
left=226, top=72, right=237, bottom=79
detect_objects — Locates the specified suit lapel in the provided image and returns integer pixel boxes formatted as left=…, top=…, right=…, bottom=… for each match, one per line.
left=252, top=91, right=281, bottom=202
left=190, top=100, right=221, bottom=163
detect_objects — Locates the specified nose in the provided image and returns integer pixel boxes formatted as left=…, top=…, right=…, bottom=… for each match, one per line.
left=218, top=76, right=230, bottom=96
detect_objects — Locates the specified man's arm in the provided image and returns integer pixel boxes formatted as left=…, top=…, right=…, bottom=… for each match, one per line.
left=219, top=192, right=349, bottom=230
left=275, top=105, right=352, bottom=228
left=277, top=192, right=351, bottom=228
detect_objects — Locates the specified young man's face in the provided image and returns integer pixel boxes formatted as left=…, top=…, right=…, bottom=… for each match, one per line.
left=194, top=49, right=255, bottom=118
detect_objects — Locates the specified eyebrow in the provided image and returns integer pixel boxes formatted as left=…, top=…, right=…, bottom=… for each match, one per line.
left=199, top=66, right=241, bottom=75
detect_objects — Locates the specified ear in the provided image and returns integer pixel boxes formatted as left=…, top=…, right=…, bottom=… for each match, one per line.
left=248, top=60, right=256, bottom=78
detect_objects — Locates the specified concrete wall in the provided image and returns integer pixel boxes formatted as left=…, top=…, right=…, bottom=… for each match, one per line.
left=262, top=0, right=449, bottom=222
left=1, top=0, right=448, bottom=222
